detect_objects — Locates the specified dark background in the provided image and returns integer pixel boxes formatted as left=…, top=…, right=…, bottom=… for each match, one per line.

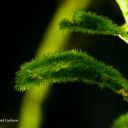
left=1, top=0, right=128, bottom=128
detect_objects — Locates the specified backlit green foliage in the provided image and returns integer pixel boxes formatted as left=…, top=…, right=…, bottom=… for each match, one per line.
left=15, top=50, right=128, bottom=102
left=60, top=11, right=124, bottom=35
left=116, top=0, right=128, bottom=25
left=60, top=11, right=128, bottom=43
left=112, top=113, right=128, bottom=128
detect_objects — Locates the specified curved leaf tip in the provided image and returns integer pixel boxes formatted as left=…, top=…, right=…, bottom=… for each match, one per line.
left=15, top=50, right=128, bottom=103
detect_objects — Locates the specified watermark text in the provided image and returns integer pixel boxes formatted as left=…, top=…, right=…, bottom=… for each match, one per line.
left=0, top=118, right=18, bottom=123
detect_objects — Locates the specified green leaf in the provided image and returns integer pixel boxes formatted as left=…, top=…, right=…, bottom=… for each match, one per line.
left=118, top=32, right=128, bottom=44
left=112, top=113, right=128, bottom=128
left=116, top=0, right=128, bottom=25
left=60, top=11, right=128, bottom=43
left=60, top=11, right=124, bottom=36
left=15, top=50, right=128, bottom=102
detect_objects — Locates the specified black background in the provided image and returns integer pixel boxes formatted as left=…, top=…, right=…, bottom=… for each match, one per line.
left=1, top=0, right=128, bottom=128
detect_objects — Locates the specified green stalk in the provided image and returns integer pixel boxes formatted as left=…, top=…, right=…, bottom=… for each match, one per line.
left=116, top=0, right=128, bottom=44
left=116, top=0, right=128, bottom=27
left=18, top=1, right=90, bottom=128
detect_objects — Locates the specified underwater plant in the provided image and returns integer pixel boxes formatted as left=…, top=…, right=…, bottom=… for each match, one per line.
left=15, top=50, right=128, bottom=101
left=15, top=0, right=128, bottom=128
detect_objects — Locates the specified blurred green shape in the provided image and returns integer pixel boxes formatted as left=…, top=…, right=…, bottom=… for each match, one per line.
left=116, top=0, right=128, bottom=26
left=18, top=1, right=91, bottom=128
left=112, top=113, right=128, bottom=128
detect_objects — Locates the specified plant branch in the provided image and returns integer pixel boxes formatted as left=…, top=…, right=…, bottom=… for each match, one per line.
left=116, top=0, right=128, bottom=27
left=17, top=1, right=91, bottom=128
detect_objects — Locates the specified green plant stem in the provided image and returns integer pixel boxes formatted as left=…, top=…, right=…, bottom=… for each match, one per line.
left=119, top=23, right=128, bottom=44
left=118, top=33, right=128, bottom=44
left=116, top=0, right=128, bottom=28
left=116, top=0, right=128, bottom=44
left=18, top=1, right=91, bottom=128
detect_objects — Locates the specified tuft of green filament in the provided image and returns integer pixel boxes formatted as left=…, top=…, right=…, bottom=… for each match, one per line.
left=60, top=11, right=124, bottom=36
left=15, top=50, right=128, bottom=102
left=60, top=11, right=128, bottom=44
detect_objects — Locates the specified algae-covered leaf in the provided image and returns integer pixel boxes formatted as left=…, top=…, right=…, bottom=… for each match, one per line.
left=15, top=50, right=128, bottom=103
